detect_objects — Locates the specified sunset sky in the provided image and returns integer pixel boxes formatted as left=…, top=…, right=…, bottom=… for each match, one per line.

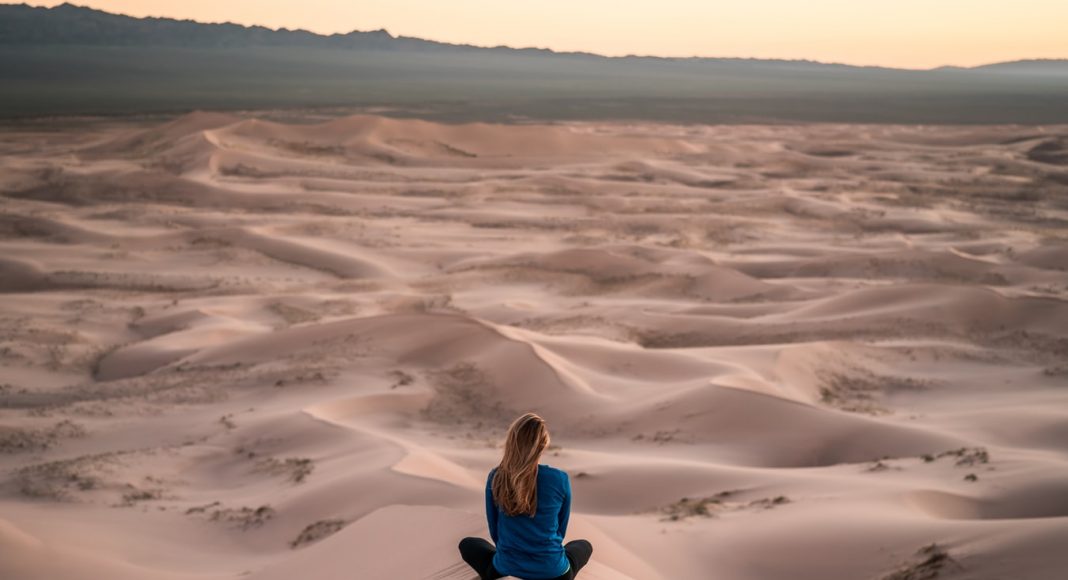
left=17, top=0, right=1068, bottom=69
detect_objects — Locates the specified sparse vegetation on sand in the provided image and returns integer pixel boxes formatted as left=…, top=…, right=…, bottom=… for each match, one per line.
left=921, top=447, right=990, bottom=467
left=882, top=544, right=961, bottom=580
left=866, top=459, right=900, bottom=473
left=13, top=451, right=120, bottom=500
left=259, top=457, right=315, bottom=483
left=746, top=496, right=791, bottom=510
left=818, top=368, right=931, bottom=415
left=659, top=492, right=789, bottom=521
left=660, top=496, right=726, bottom=521
left=119, top=485, right=164, bottom=506
left=213, top=505, right=275, bottom=529
left=631, top=428, right=689, bottom=445
left=0, top=419, right=86, bottom=454
left=267, top=301, right=321, bottom=326
left=420, top=362, right=514, bottom=430
left=388, top=369, right=415, bottom=389
left=290, top=519, right=348, bottom=548
left=236, top=446, right=315, bottom=483
left=185, top=504, right=276, bottom=530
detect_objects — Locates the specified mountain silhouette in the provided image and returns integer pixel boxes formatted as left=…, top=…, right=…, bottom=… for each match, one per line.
left=1, top=3, right=1066, bottom=121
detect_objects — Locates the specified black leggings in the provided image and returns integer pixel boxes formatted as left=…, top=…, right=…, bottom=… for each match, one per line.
left=458, top=537, right=593, bottom=580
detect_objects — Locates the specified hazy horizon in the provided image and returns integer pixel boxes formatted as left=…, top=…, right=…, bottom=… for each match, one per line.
left=8, top=0, right=1068, bottom=69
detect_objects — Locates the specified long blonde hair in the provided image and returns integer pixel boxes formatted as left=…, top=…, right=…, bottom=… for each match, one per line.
left=492, top=413, right=550, bottom=517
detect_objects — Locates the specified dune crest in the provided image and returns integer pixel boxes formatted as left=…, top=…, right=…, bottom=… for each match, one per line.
left=1, top=116, right=1067, bottom=580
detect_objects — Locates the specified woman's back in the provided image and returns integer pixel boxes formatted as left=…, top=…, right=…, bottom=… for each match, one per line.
left=459, top=413, right=592, bottom=580
left=486, top=464, right=571, bottom=578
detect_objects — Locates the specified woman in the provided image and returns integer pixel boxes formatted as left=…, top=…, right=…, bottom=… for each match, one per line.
left=459, top=413, right=593, bottom=580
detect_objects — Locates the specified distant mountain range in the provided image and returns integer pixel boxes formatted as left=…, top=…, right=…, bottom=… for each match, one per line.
left=1, top=2, right=478, bottom=52
left=2, top=2, right=1067, bottom=122
left=4, top=2, right=1065, bottom=71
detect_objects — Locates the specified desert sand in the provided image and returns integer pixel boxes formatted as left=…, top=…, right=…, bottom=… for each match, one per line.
left=1, top=113, right=1067, bottom=580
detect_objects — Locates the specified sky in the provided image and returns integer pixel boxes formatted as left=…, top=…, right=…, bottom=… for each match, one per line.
left=17, top=0, right=1068, bottom=69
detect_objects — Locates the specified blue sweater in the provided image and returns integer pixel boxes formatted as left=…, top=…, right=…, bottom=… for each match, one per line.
left=486, top=464, right=572, bottom=579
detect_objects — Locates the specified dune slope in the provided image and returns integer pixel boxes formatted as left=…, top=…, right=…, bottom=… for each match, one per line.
left=1, top=115, right=1067, bottom=580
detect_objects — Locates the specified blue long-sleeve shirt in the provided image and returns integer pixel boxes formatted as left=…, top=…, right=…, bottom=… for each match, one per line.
left=486, top=464, right=571, bottom=579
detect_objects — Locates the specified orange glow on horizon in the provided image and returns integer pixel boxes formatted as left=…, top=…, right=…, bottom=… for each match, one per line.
left=13, top=0, right=1068, bottom=69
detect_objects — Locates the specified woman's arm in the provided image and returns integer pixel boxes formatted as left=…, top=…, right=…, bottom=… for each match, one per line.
left=486, top=469, right=499, bottom=544
left=558, top=471, right=571, bottom=539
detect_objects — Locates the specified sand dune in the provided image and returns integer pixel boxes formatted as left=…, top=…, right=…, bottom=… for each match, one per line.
left=1, top=114, right=1067, bottom=580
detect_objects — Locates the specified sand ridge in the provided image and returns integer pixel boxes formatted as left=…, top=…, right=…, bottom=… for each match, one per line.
left=1, top=114, right=1067, bottom=579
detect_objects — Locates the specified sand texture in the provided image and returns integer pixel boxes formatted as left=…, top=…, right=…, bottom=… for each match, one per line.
left=1, top=114, right=1067, bottom=580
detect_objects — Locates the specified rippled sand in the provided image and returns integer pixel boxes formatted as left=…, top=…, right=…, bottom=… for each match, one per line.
left=1, top=114, right=1067, bottom=580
